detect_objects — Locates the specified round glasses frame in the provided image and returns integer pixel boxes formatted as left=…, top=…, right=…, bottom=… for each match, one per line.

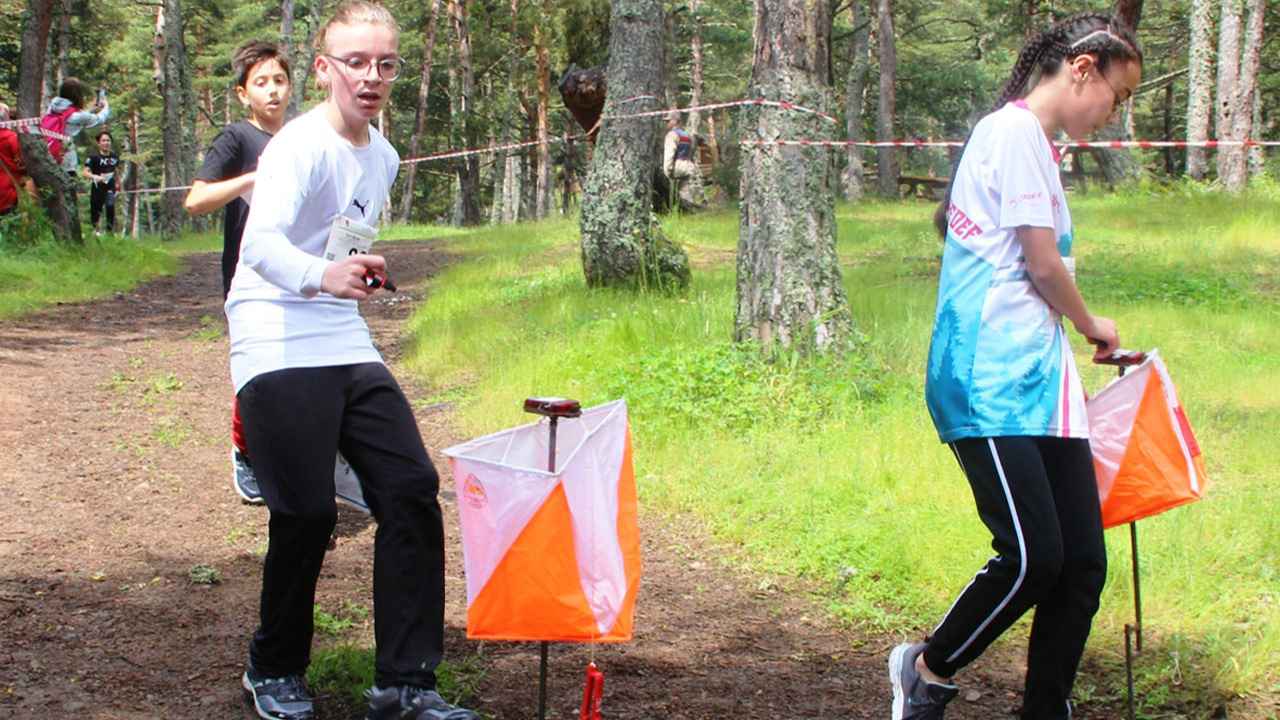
left=325, top=54, right=406, bottom=82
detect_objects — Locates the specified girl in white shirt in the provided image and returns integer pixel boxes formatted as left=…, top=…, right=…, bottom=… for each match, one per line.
left=229, top=4, right=477, bottom=720
left=890, top=13, right=1143, bottom=720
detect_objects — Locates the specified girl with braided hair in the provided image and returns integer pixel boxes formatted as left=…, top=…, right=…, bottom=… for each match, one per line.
left=889, top=13, right=1142, bottom=720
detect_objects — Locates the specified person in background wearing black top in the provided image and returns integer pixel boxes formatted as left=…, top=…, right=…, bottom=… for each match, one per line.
left=83, top=131, right=120, bottom=236
left=184, top=39, right=291, bottom=506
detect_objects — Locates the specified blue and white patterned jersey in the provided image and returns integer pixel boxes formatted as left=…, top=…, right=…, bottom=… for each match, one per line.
left=925, top=102, right=1087, bottom=444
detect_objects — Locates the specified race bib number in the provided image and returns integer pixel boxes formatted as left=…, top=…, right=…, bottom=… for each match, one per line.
left=323, top=216, right=379, bottom=260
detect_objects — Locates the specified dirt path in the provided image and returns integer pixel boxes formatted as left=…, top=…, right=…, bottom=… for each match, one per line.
left=0, top=242, right=1042, bottom=720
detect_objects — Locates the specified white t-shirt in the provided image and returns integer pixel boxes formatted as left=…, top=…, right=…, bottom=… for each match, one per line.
left=925, top=101, right=1087, bottom=443
left=225, top=107, right=400, bottom=392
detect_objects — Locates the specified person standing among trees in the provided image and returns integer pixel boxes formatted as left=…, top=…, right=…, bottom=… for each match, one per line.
left=42, top=78, right=110, bottom=176
left=889, top=13, right=1142, bottom=720
left=662, top=112, right=700, bottom=206
left=185, top=39, right=292, bottom=505
left=227, top=3, right=478, bottom=720
left=83, top=131, right=120, bottom=236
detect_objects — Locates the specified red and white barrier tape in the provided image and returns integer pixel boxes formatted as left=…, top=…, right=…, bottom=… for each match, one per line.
left=399, top=133, right=588, bottom=166
left=741, top=139, right=1280, bottom=149
left=604, top=98, right=839, bottom=125
left=0, top=116, right=71, bottom=143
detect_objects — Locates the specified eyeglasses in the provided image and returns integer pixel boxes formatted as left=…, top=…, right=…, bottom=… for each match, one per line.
left=1097, top=72, right=1130, bottom=115
left=324, top=54, right=406, bottom=82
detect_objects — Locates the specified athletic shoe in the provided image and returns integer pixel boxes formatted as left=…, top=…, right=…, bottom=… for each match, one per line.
left=889, top=642, right=959, bottom=720
left=365, top=685, right=479, bottom=720
left=233, top=447, right=265, bottom=505
left=241, top=668, right=315, bottom=720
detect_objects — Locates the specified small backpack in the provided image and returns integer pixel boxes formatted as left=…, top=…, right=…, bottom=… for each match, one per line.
left=40, top=105, right=77, bottom=162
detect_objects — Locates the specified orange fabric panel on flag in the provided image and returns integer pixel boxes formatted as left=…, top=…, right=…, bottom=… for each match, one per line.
left=467, top=483, right=599, bottom=641
left=1092, top=352, right=1208, bottom=529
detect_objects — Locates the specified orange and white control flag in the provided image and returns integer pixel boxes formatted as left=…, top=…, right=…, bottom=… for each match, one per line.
left=443, top=400, right=640, bottom=642
left=1086, top=350, right=1208, bottom=529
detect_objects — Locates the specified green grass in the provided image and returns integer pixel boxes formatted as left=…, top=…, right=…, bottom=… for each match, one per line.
left=401, top=186, right=1280, bottom=715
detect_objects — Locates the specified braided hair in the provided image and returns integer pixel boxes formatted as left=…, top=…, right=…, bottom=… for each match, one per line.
left=933, top=13, right=1143, bottom=237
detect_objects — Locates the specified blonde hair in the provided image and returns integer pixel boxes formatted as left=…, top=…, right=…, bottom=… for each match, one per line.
left=314, top=1, right=400, bottom=55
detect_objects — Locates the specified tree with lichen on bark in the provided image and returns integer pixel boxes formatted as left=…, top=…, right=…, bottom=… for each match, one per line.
left=735, top=0, right=852, bottom=358
left=578, top=0, right=690, bottom=291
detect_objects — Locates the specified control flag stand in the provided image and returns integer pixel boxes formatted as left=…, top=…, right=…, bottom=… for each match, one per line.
left=442, top=397, right=640, bottom=720
left=524, top=397, right=583, bottom=720
left=1093, top=350, right=1146, bottom=720
left=1088, top=349, right=1209, bottom=720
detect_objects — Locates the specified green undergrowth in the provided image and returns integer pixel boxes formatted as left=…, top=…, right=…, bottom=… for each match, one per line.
left=0, top=231, right=183, bottom=318
left=402, top=187, right=1280, bottom=716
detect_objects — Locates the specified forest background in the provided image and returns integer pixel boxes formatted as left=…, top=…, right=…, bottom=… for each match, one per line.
left=0, top=0, right=1275, bottom=241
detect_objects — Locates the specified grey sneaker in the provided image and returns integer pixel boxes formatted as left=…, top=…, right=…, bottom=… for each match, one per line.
left=233, top=447, right=265, bottom=504
left=365, top=685, right=478, bottom=720
left=889, top=642, right=959, bottom=720
left=241, top=668, right=315, bottom=720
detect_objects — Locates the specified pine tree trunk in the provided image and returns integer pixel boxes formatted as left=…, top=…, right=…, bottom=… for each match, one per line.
left=159, top=0, right=191, bottom=240
left=579, top=0, right=690, bottom=291
left=17, top=0, right=81, bottom=245
left=450, top=0, right=481, bottom=225
left=875, top=0, right=898, bottom=198
left=736, top=0, right=851, bottom=357
left=687, top=0, right=704, bottom=137
left=1232, top=0, right=1265, bottom=185
left=534, top=23, right=554, bottom=219
left=1215, top=0, right=1244, bottom=189
left=56, top=0, right=71, bottom=86
left=398, top=0, right=442, bottom=223
left=280, top=0, right=296, bottom=115
left=842, top=1, right=870, bottom=200
left=1185, top=0, right=1214, bottom=180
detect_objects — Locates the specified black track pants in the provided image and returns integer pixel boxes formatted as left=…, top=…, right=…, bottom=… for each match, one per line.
left=238, top=362, right=445, bottom=689
left=922, top=436, right=1107, bottom=720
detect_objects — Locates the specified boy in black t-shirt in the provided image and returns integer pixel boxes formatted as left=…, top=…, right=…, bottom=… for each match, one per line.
left=83, top=131, right=120, bottom=235
left=185, top=40, right=291, bottom=505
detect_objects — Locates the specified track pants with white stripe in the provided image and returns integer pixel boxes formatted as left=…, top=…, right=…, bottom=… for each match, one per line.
left=922, top=436, right=1106, bottom=720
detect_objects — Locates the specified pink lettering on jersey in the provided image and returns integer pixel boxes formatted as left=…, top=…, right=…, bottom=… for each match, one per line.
left=947, top=203, right=985, bottom=240
left=1009, top=192, right=1045, bottom=208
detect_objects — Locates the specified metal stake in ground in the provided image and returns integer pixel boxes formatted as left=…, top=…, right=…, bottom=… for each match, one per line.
left=1094, top=349, right=1146, bottom=720
left=522, top=397, right=584, bottom=720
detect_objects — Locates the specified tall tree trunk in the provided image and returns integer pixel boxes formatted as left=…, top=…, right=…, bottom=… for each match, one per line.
left=579, top=0, right=690, bottom=291
left=491, top=0, right=521, bottom=225
left=56, top=0, right=71, bottom=86
left=534, top=23, right=554, bottom=219
left=874, top=0, right=898, bottom=198
left=280, top=0, right=296, bottom=114
left=1185, top=0, right=1214, bottom=180
left=736, top=0, right=851, bottom=357
left=450, top=0, right=481, bottom=225
left=1231, top=0, right=1265, bottom=186
left=842, top=0, right=870, bottom=200
left=1215, top=0, right=1243, bottom=188
left=158, top=0, right=192, bottom=240
left=687, top=0, right=704, bottom=137
left=398, top=0, right=443, bottom=223
left=17, top=0, right=81, bottom=244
